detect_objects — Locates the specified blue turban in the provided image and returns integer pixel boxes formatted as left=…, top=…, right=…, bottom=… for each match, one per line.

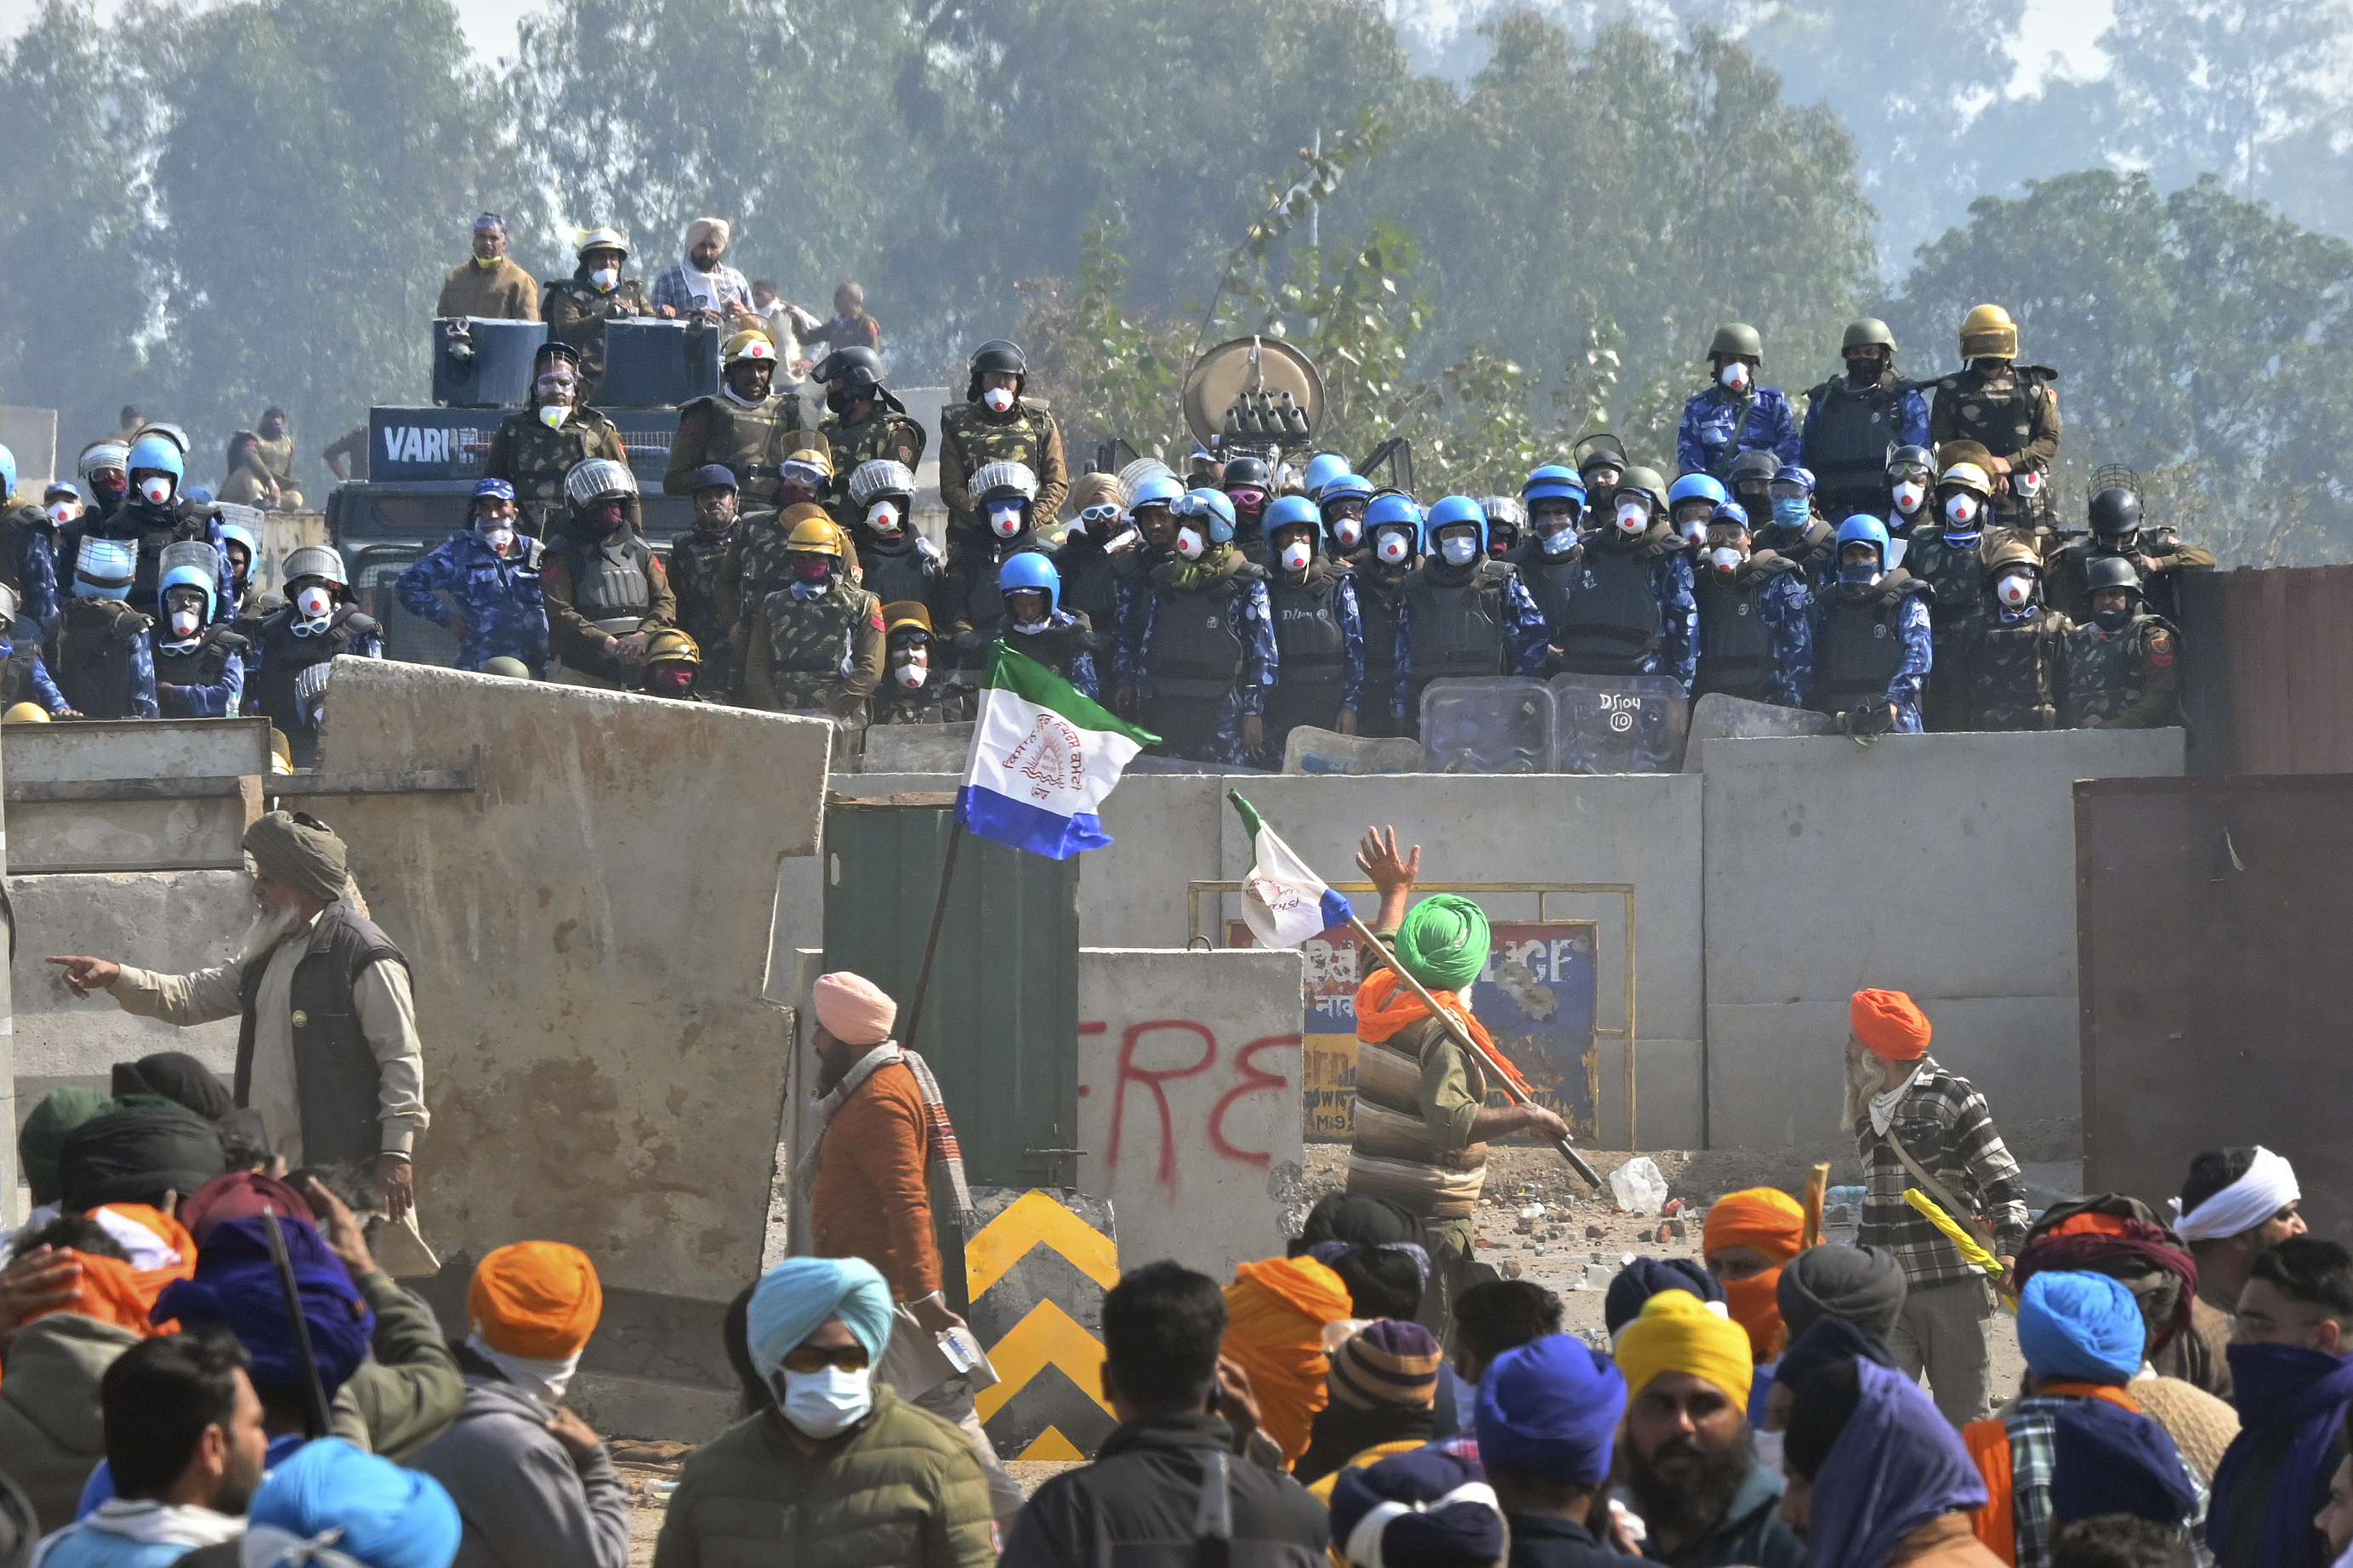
left=2049, top=1397, right=2197, bottom=1528
left=155, top=1216, right=374, bottom=1401
left=746, top=1257, right=894, bottom=1381
left=1474, top=1332, right=1627, bottom=1486
left=1808, top=1359, right=1988, bottom=1568
left=2018, top=1270, right=2143, bottom=1385
left=247, top=1439, right=460, bottom=1568
left=1328, top=1449, right=1504, bottom=1567
left=1604, top=1254, right=1723, bottom=1336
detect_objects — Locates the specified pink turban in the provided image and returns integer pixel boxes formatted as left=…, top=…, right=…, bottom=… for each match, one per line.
left=813, top=971, right=897, bottom=1046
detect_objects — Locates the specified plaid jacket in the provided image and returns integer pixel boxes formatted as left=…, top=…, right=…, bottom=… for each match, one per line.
left=650, top=261, right=751, bottom=315
left=1854, top=1055, right=2029, bottom=1291
left=1995, top=1394, right=2208, bottom=1568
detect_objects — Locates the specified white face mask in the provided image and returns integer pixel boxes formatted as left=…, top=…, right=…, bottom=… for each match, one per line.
left=1540, top=526, right=1577, bottom=556
left=1893, top=480, right=1925, bottom=514
left=45, top=501, right=77, bottom=525
left=1945, top=494, right=1979, bottom=526
left=778, top=1365, right=873, bottom=1439
left=1375, top=531, right=1412, bottom=565
left=1440, top=534, right=1479, bottom=566
left=2014, top=469, right=2043, bottom=499
left=591, top=266, right=618, bottom=291
left=168, top=607, right=202, bottom=638
left=537, top=403, right=567, bottom=430
left=1678, top=517, right=1708, bottom=547
left=1996, top=572, right=2035, bottom=608
left=1331, top=517, right=1363, bottom=548
left=987, top=503, right=1025, bottom=540
left=1175, top=526, right=1207, bottom=560
left=893, top=654, right=928, bottom=689
left=1719, top=361, right=1749, bottom=392
left=981, top=386, right=1015, bottom=414
left=1615, top=502, right=1649, bottom=536
left=139, top=476, right=174, bottom=505
left=1279, top=540, right=1312, bottom=573
left=1753, top=1427, right=1786, bottom=1478
left=866, top=501, right=902, bottom=535
left=294, top=585, right=334, bottom=620
left=1709, top=545, right=1743, bottom=572
left=479, top=524, right=516, bottom=552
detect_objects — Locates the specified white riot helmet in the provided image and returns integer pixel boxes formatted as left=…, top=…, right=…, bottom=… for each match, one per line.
left=281, top=545, right=348, bottom=589
left=849, top=459, right=917, bottom=508
left=969, top=460, right=1038, bottom=504
left=565, top=457, right=639, bottom=509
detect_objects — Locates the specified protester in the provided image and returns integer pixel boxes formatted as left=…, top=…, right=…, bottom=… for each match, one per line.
left=795, top=969, right=1020, bottom=1520
left=1328, top=1449, right=1508, bottom=1568
left=1702, top=1186, right=1805, bottom=1368
left=1003, top=1260, right=1329, bottom=1565
left=1613, top=1288, right=1805, bottom=1567
left=1604, top=1257, right=1726, bottom=1341
left=1781, top=1355, right=2001, bottom=1568
left=652, top=1256, right=995, bottom=1568
left=213, top=1437, right=461, bottom=1568
left=1220, top=1252, right=1356, bottom=1469
left=2208, top=1236, right=2353, bottom=1568
left=1297, top=1319, right=1448, bottom=1490
left=51, top=811, right=426, bottom=1224
left=408, top=1242, right=630, bottom=1568
left=2174, top=1145, right=2305, bottom=1396
left=10, top=1086, right=114, bottom=1247
left=649, top=218, right=753, bottom=320
left=2049, top=1517, right=2197, bottom=1568
left=1777, top=1242, right=1907, bottom=1345
left=1769, top=1315, right=1899, bottom=1456
left=1476, top=1334, right=1645, bottom=1565
left=1845, top=986, right=2029, bottom=1424
left=26, top=1332, right=264, bottom=1568
left=57, top=1099, right=225, bottom=1217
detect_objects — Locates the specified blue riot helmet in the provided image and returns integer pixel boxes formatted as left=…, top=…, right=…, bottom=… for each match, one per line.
left=158, top=540, right=221, bottom=628
left=127, top=434, right=184, bottom=508
left=1317, top=472, right=1376, bottom=552
left=1365, top=492, right=1423, bottom=567
left=1834, top=514, right=1891, bottom=584
left=1667, top=473, right=1729, bottom=510
left=1130, top=473, right=1185, bottom=512
left=1318, top=472, right=1375, bottom=512
left=1424, top=494, right=1488, bottom=565
left=997, top=548, right=1061, bottom=619
left=1522, top=464, right=1587, bottom=508
left=1264, top=494, right=1321, bottom=538
left=1301, top=453, right=1349, bottom=499
left=1174, top=487, right=1236, bottom=544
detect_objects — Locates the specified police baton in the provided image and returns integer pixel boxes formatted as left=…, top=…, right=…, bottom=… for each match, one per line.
left=260, top=1207, right=336, bottom=1438
left=1345, top=914, right=1604, bottom=1190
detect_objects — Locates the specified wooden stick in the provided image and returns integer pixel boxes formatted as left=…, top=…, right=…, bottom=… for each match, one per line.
left=1347, top=914, right=1603, bottom=1190
left=1802, top=1162, right=1830, bottom=1248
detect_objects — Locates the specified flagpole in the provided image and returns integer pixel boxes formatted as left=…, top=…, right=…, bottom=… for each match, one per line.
left=900, top=818, right=964, bottom=1053
left=1345, top=913, right=1604, bottom=1190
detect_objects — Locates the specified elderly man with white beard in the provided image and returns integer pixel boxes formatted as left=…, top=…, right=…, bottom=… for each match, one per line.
left=47, top=810, right=427, bottom=1223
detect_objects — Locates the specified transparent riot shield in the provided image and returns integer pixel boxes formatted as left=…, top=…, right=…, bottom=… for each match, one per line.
left=1418, top=677, right=1554, bottom=774
left=1549, top=673, right=1690, bottom=774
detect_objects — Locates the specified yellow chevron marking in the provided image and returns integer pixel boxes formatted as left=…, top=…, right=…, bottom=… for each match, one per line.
left=1016, top=1425, right=1087, bottom=1462
left=963, top=1190, right=1119, bottom=1302
left=973, top=1297, right=1112, bottom=1425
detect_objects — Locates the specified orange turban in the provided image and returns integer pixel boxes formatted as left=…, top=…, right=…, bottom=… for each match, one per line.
left=18, top=1205, right=197, bottom=1338
left=1220, top=1255, right=1353, bottom=1465
left=1850, top=988, right=1930, bottom=1060
left=1703, top=1188, right=1806, bottom=1364
left=469, top=1241, right=604, bottom=1359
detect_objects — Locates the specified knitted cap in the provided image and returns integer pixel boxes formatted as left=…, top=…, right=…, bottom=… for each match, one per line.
left=1329, top=1319, right=1442, bottom=1411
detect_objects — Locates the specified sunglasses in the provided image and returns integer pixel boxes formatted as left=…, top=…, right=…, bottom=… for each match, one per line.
left=781, top=1344, right=871, bottom=1374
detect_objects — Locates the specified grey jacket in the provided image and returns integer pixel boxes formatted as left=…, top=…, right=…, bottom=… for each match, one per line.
left=0, top=1312, right=139, bottom=1533
left=407, top=1372, right=631, bottom=1568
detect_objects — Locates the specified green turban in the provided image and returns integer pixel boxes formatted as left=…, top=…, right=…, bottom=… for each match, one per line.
left=1393, top=894, right=1490, bottom=993
left=20, top=1087, right=115, bottom=1207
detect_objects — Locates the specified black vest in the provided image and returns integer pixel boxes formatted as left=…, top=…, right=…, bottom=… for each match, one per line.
left=550, top=534, right=653, bottom=624
left=1805, top=375, right=1914, bottom=510
left=1, top=617, right=42, bottom=707
left=1812, top=574, right=1924, bottom=713
left=1146, top=564, right=1257, bottom=699
left=252, top=604, right=377, bottom=736
left=1907, top=528, right=1987, bottom=630
left=1965, top=609, right=2066, bottom=730
left=1002, top=615, right=1092, bottom=684
left=1055, top=540, right=1122, bottom=633
left=855, top=534, right=935, bottom=614
left=56, top=599, right=151, bottom=719
left=1554, top=534, right=1668, bottom=674
left=1508, top=539, right=1583, bottom=639
left=152, top=624, right=248, bottom=693
left=1265, top=567, right=1348, bottom=732
left=236, top=904, right=411, bottom=1168
left=1355, top=569, right=1406, bottom=680
left=1693, top=556, right=1798, bottom=702
left=1402, top=561, right=1509, bottom=695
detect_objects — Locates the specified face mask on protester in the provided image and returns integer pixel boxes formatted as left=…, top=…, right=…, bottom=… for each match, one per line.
left=981, top=386, right=1015, bottom=414
left=1440, top=533, right=1479, bottom=566
left=139, top=476, right=173, bottom=506
left=1945, top=493, right=1980, bottom=527
left=1709, top=545, right=1743, bottom=573
left=1615, top=501, right=1649, bottom=536
left=866, top=502, right=902, bottom=536
left=1996, top=571, right=2035, bottom=609
left=293, top=584, right=334, bottom=620
left=777, top=1366, right=873, bottom=1439
left=1893, top=480, right=1926, bottom=514
left=1375, top=530, right=1412, bottom=565
left=987, top=503, right=1025, bottom=540
left=1279, top=539, right=1312, bottom=573
left=1175, top=526, right=1207, bottom=560
left=1330, top=516, right=1364, bottom=548
left=591, top=266, right=619, bottom=291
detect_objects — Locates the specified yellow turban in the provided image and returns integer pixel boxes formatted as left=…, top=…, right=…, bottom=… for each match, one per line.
left=1615, top=1288, right=1754, bottom=1406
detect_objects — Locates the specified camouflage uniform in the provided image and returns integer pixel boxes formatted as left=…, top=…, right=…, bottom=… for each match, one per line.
left=820, top=405, right=926, bottom=530
left=1906, top=525, right=1991, bottom=732
left=873, top=674, right=975, bottom=726
left=543, top=270, right=656, bottom=401
left=745, top=579, right=885, bottom=719
left=1930, top=364, right=2062, bottom=532
left=664, top=392, right=807, bottom=508
left=1952, top=603, right=2071, bottom=731
left=2046, top=534, right=2215, bottom=626
left=937, top=397, right=1066, bottom=548
left=2065, top=613, right=2181, bottom=729
left=667, top=525, right=738, bottom=688
left=394, top=529, right=549, bottom=673
left=719, top=508, right=813, bottom=634
left=252, top=431, right=299, bottom=499
left=540, top=527, right=678, bottom=685
left=484, top=409, right=629, bottom=537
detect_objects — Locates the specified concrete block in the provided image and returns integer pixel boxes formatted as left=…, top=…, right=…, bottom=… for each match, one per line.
left=1077, top=948, right=1306, bottom=1281
left=569, top=1371, right=739, bottom=1445
left=11, top=871, right=248, bottom=1085
left=315, top=659, right=831, bottom=1304
left=4, top=718, right=272, bottom=873
left=859, top=724, right=972, bottom=775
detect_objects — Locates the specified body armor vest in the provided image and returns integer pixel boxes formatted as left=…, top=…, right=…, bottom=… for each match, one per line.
left=1908, top=528, right=1986, bottom=629
left=1403, top=564, right=1508, bottom=693
left=1511, top=543, right=1583, bottom=637
left=1813, top=576, right=1921, bottom=712
left=680, top=393, right=793, bottom=503
left=1055, top=542, right=1121, bottom=633
left=2066, top=616, right=2175, bottom=727
left=1266, top=568, right=1348, bottom=733
left=57, top=599, right=148, bottom=718
left=855, top=535, right=935, bottom=613
left=1965, top=609, right=2065, bottom=730
left=1356, top=571, right=1405, bottom=681
left=1006, top=617, right=1090, bottom=683
left=1806, top=377, right=1912, bottom=511
left=252, top=604, right=375, bottom=735
left=153, top=624, right=247, bottom=694
left=764, top=585, right=866, bottom=676
left=1554, top=539, right=1662, bottom=674
left=1693, top=558, right=1793, bottom=702
left=553, top=535, right=652, bottom=632
left=3, top=618, right=42, bottom=707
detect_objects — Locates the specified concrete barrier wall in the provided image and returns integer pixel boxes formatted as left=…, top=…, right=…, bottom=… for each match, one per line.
left=315, top=659, right=830, bottom=1305
left=1702, top=730, right=2185, bottom=1154
left=3, top=718, right=271, bottom=874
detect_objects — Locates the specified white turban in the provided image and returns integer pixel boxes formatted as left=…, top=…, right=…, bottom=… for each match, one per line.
left=684, top=217, right=730, bottom=253
left=2171, top=1145, right=2299, bottom=1241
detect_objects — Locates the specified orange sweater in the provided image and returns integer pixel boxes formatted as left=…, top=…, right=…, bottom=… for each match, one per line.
left=810, top=1061, right=943, bottom=1300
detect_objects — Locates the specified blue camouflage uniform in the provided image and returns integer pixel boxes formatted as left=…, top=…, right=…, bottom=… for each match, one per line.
left=1678, top=385, right=1803, bottom=479
left=1390, top=571, right=1554, bottom=720
left=1135, top=574, right=1276, bottom=764
left=1330, top=574, right=1367, bottom=713
left=60, top=621, right=157, bottom=719
left=19, top=525, right=59, bottom=628
left=151, top=632, right=243, bottom=718
left=395, top=530, right=549, bottom=673
left=1755, top=571, right=1814, bottom=708
left=3, top=623, right=71, bottom=714
left=1656, top=553, right=1701, bottom=692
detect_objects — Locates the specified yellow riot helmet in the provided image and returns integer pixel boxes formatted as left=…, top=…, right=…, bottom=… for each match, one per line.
left=642, top=627, right=702, bottom=666
left=3, top=702, right=49, bottom=723
left=723, top=329, right=777, bottom=366
left=1936, top=461, right=1993, bottom=499
left=783, top=506, right=846, bottom=558
left=1959, top=304, right=2017, bottom=361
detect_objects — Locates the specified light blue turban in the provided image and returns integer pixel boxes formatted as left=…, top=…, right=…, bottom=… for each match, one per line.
left=746, top=1257, right=895, bottom=1380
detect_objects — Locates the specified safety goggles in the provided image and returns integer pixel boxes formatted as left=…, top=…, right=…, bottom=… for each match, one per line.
left=780, top=460, right=831, bottom=491
left=1765, top=482, right=1810, bottom=503
left=1887, top=462, right=1932, bottom=485
left=1078, top=503, right=1123, bottom=526
left=781, top=1343, right=871, bottom=1374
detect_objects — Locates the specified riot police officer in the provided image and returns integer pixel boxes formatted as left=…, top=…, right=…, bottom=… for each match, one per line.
left=249, top=546, right=382, bottom=762
left=1693, top=501, right=1811, bottom=709
left=1260, top=494, right=1363, bottom=755
left=1549, top=467, right=1697, bottom=691
left=939, top=339, right=1067, bottom=559
left=542, top=226, right=653, bottom=401
left=1756, top=464, right=1837, bottom=589
left=60, top=434, right=229, bottom=621
left=665, top=329, right=801, bottom=507
left=1677, top=324, right=1801, bottom=480
left=1220, top=454, right=1276, bottom=565
left=1810, top=516, right=1931, bottom=736
left=844, top=459, right=939, bottom=616
left=743, top=514, right=884, bottom=722
left=541, top=458, right=677, bottom=689
left=394, top=477, right=549, bottom=674
left=1052, top=473, right=1135, bottom=644
left=872, top=602, right=974, bottom=726
left=996, top=551, right=1100, bottom=697
left=1911, top=454, right=1997, bottom=730
left=665, top=465, right=739, bottom=690
left=1354, top=493, right=1421, bottom=737
left=484, top=342, right=628, bottom=537
left=640, top=628, right=708, bottom=702
left=1394, top=495, right=1550, bottom=730
left=1300, top=453, right=1350, bottom=501
left=940, top=460, right=1048, bottom=663
left=0, top=582, right=66, bottom=714
left=1574, top=434, right=1628, bottom=514
left=2064, top=557, right=2181, bottom=729
left=151, top=541, right=247, bottom=717
left=1135, top=488, right=1275, bottom=764
left=1952, top=536, right=2068, bottom=731
left=1318, top=471, right=1376, bottom=566
left=1481, top=495, right=1526, bottom=560
left=1930, top=304, right=2061, bottom=533
left=2045, top=483, right=2215, bottom=625
left=1884, top=444, right=1935, bottom=546
left=1505, top=464, right=1587, bottom=651
left=1800, top=319, right=1931, bottom=523
left=54, top=537, right=156, bottom=719
left=1726, top=448, right=1780, bottom=543
left=720, top=446, right=838, bottom=639
left=814, top=346, right=925, bottom=527
left=1113, top=471, right=1187, bottom=713
left=1666, top=474, right=1727, bottom=559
